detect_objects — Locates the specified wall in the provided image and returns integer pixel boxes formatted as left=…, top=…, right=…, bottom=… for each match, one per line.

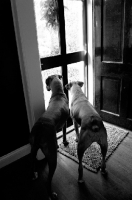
left=0, top=0, right=29, bottom=159
left=0, top=0, right=45, bottom=168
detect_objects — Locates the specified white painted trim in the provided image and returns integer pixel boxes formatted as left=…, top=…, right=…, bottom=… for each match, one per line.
left=0, top=144, right=31, bottom=169
left=0, top=0, right=46, bottom=168
left=11, top=0, right=45, bottom=124
left=0, top=144, right=45, bottom=169
left=10, top=0, right=34, bottom=130
left=87, top=0, right=94, bottom=105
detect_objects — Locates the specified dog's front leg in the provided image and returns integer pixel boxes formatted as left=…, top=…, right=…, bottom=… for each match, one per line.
left=73, top=119, right=79, bottom=142
left=62, top=122, right=69, bottom=146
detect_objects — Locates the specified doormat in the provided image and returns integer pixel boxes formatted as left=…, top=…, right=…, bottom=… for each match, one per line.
left=58, top=123, right=129, bottom=173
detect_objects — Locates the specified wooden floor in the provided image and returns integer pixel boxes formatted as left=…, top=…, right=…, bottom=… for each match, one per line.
left=1, top=126, right=132, bottom=200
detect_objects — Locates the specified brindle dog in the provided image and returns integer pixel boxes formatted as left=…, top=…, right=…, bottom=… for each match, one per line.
left=30, top=75, right=69, bottom=199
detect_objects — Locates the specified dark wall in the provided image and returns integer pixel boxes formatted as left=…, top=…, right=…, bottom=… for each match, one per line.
left=0, top=0, right=30, bottom=157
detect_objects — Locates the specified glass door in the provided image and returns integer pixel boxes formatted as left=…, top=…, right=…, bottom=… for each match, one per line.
left=33, top=0, right=88, bottom=126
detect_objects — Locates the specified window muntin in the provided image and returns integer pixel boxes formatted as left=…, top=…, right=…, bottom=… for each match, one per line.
left=33, top=0, right=87, bottom=112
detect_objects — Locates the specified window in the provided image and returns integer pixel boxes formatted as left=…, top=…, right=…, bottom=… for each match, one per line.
left=33, top=0, right=88, bottom=126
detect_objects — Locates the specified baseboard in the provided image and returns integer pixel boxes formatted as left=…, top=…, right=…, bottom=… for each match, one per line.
left=0, top=144, right=31, bottom=169
left=0, top=143, right=46, bottom=169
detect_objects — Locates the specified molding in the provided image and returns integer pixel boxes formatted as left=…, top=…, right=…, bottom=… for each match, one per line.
left=10, top=0, right=35, bottom=130
left=0, top=144, right=31, bottom=169
left=10, top=0, right=45, bottom=124
left=0, top=144, right=45, bottom=169
left=88, top=0, right=94, bottom=105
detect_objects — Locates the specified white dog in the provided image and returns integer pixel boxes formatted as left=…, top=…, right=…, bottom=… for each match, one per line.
left=65, top=81, right=108, bottom=183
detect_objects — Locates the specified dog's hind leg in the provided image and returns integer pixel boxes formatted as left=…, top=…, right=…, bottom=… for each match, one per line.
left=73, top=119, right=79, bottom=142
left=41, top=141, right=58, bottom=200
left=100, top=143, right=108, bottom=174
left=29, top=123, right=42, bottom=180
left=30, top=142, right=39, bottom=180
left=77, top=129, right=93, bottom=183
left=98, top=129, right=108, bottom=174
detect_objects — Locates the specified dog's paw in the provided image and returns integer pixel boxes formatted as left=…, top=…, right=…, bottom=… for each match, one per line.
left=78, top=179, right=84, bottom=184
left=75, top=138, right=79, bottom=143
left=49, top=192, right=58, bottom=200
left=63, top=140, right=69, bottom=146
left=32, top=172, right=38, bottom=180
left=100, top=168, right=107, bottom=176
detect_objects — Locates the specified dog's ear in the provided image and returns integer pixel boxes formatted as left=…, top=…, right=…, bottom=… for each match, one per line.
left=77, top=81, right=84, bottom=87
left=58, top=75, right=63, bottom=80
left=65, top=83, right=72, bottom=90
left=45, top=76, right=52, bottom=91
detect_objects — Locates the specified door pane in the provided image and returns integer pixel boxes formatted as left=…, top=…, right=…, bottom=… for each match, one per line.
left=101, top=77, right=120, bottom=114
left=64, top=0, right=84, bottom=53
left=68, top=61, right=84, bottom=103
left=103, top=0, right=123, bottom=62
left=41, top=67, right=62, bottom=108
left=68, top=61, right=84, bottom=83
left=33, top=0, right=60, bottom=58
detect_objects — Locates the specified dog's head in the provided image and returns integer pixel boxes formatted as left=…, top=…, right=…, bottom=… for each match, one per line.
left=65, top=81, right=84, bottom=91
left=45, top=74, right=63, bottom=91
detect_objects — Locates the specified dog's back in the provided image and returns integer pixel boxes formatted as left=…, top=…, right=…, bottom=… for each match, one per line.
left=30, top=94, right=69, bottom=146
left=65, top=81, right=108, bottom=181
left=70, top=83, right=102, bottom=131
left=45, top=75, right=69, bottom=130
left=44, top=94, right=69, bottom=130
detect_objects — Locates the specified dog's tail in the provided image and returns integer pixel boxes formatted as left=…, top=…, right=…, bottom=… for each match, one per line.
left=90, top=116, right=101, bottom=132
left=91, top=124, right=99, bottom=132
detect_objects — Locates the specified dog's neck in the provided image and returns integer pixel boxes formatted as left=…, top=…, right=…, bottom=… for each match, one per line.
left=70, top=85, right=86, bottom=103
left=50, top=78, right=64, bottom=97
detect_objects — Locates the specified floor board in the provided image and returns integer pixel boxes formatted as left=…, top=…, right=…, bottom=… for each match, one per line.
left=0, top=126, right=132, bottom=200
